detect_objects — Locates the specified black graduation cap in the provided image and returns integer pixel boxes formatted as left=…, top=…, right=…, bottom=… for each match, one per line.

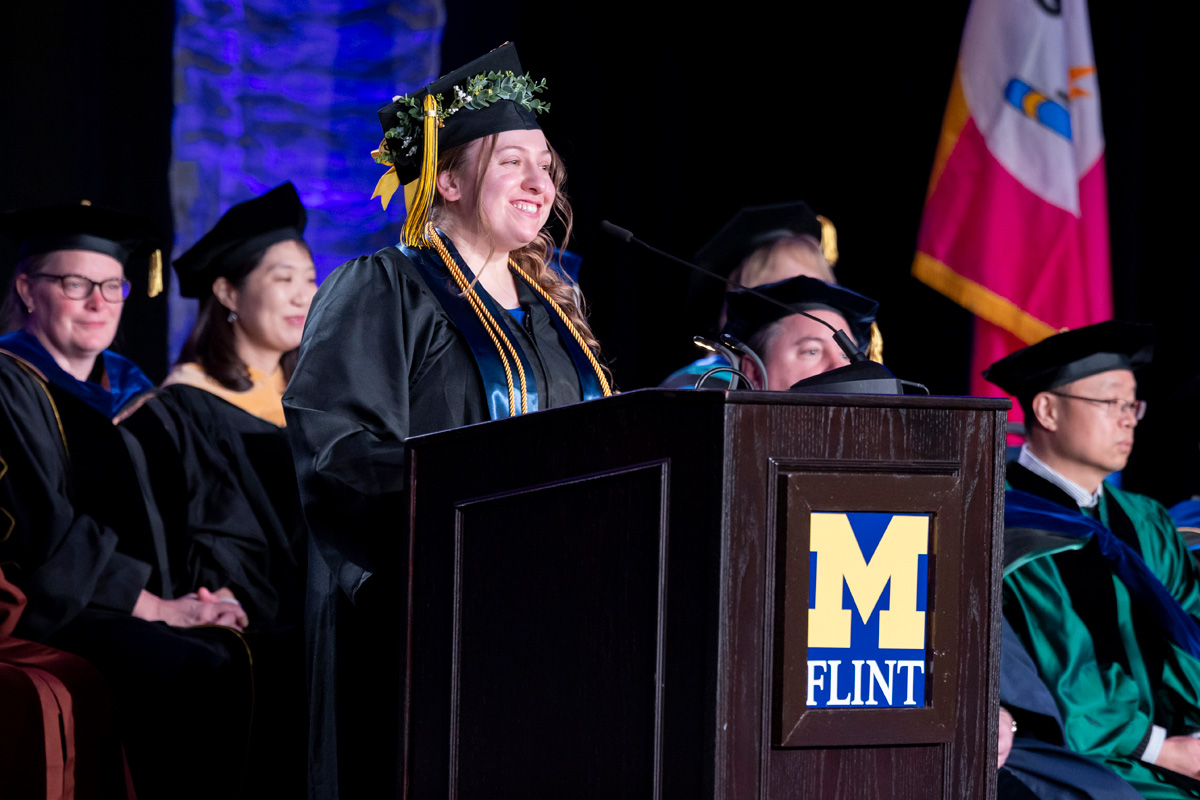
left=372, top=42, right=550, bottom=247
left=0, top=200, right=166, bottom=296
left=723, top=275, right=879, bottom=350
left=173, top=182, right=306, bottom=299
left=695, top=201, right=831, bottom=276
left=982, top=320, right=1154, bottom=399
left=377, top=42, right=542, bottom=186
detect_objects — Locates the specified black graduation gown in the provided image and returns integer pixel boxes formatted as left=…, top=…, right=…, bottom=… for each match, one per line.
left=284, top=240, right=585, bottom=800
left=0, top=354, right=155, bottom=638
left=122, top=383, right=305, bottom=627
left=122, top=381, right=310, bottom=796
left=0, top=352, right=254, bottom=800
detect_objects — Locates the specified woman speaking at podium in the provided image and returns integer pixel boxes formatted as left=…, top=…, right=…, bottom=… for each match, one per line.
left=284, top=43, right=610, bottom=798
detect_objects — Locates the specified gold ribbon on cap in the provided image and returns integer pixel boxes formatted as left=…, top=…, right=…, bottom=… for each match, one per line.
left=371, top=137, right=401, bottom=210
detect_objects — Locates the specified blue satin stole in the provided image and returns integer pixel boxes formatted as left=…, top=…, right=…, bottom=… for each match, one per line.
left=402, top=235, right=604, bottom=421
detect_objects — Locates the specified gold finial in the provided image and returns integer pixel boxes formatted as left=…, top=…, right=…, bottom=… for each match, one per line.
left=868, top=322, right=884, bottom=364
left=148, top=249, right=164, bottom=297
left=816, top=214, right=839, bottom=267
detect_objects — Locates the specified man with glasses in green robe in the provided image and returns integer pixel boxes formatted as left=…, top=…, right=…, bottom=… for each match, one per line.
left=986, top=321, right=1200, bottom=798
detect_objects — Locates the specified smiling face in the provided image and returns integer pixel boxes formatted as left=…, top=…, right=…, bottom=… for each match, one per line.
left=437, top=128, right=555, bottom=255
left=1029, top=368, right=1139, bottom=491
left=219, top=239, right=317, bottom=360
left=746, top=308, right=854, bottom=390
left=16, top=249, right=125, bottom=373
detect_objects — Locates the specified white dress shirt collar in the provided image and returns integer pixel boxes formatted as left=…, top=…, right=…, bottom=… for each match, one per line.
left=1017, top=444, right=1104, bottom=509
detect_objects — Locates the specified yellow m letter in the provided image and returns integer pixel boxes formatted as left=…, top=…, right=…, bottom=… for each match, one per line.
left=808, top=514, right=928, bottom=650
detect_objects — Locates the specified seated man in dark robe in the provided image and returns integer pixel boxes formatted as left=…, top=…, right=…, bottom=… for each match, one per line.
left=716, top=275, right=879, bottom=391
left=985, top=320, right=1200, bottom=797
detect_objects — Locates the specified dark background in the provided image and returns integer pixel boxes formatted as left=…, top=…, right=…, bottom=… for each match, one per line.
left=2, top=2, right=1194, bottom=502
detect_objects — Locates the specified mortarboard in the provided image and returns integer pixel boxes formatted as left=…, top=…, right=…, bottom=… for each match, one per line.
left=173, top=182, right=307, bottom=299
left=0, top=200, right=166, bottom=297
left=982, top=320, right=1154, bottom=399
left=694, top=201, right=838, bottom=277
left=723, top=275, right=879, bottom=352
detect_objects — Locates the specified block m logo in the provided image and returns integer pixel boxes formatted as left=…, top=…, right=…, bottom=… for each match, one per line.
left=808, top=513, right=928, bottom=650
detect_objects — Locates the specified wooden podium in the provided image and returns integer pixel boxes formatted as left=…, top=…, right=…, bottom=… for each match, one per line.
left=402, top=389, right=1009, bottom=799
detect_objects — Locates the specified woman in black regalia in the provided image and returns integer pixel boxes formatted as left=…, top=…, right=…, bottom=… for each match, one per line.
left=283, top=43, right=611, bottom=799
left=116, top=182, right=317, bottom=797
left=0, top=202, right=253, bottom=799
left=121, top=182, right=316, bottom=629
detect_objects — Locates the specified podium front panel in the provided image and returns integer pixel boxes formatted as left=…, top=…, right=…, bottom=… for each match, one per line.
left=403, top=390, right=1007, bottom=799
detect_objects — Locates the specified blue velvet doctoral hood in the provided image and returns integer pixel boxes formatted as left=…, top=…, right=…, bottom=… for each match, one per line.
left=1006, top=488, right=1200, bottom=660
left=0, top=330, right=153, bottom=419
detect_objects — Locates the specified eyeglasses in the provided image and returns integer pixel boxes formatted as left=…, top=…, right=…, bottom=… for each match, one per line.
left=30, top=273, right=131, bottom=303
left=1049, top=391, right=1147, bottom=420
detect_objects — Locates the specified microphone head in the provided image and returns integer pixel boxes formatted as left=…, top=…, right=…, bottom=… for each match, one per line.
left=599, top=220, right=635, bottom=244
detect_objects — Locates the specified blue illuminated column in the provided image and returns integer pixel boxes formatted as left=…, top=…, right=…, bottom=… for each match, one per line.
left=170, top=0, right=444, bottom=360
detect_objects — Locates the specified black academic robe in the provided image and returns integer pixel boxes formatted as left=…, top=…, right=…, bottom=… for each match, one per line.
left=122, top=384, right=305, bottom=628
left=284, top=239, right=586, bottom=800
left=122, top=382, right=309, bottom=797
left=0, top=352, right=254, bottom=800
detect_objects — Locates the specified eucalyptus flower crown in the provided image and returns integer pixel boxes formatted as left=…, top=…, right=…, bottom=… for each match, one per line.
left=373, top=70, right=549, bottom=168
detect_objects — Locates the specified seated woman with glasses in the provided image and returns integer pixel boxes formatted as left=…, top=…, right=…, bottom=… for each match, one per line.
left=0, top=202, right=256, bottom=798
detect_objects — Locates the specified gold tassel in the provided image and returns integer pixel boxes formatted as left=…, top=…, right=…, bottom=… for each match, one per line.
left=400, top=94, right=441, bottom=248
left=148, top=249, right=163, bottom=298
left=402, top=178, right=420, bottom=216
left=816, top=214, right=839, bottom=266
left=867, top=322, right=884, bottom=364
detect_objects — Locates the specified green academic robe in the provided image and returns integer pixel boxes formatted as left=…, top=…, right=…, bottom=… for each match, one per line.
left=1004, top=464, right=1200, bottom=798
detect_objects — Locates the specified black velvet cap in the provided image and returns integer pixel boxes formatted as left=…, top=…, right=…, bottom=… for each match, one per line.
left=174, top=182, right=306, bottom=298
left=695, top=202, right=824, bottom=275
left=982, top=320, right=1154, bottom=398
left=0, top=201, right=166, bottom=296
left=378, top=43, right=542, bottom=185
left=0, top=201, right=162, bottom=268
left=724, top=275, right=878, bottom=349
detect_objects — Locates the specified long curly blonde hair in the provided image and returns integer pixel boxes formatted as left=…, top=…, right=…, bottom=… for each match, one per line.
left=429, top=134, right=604, bottom=362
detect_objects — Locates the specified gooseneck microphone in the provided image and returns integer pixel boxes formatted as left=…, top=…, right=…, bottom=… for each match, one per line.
left=601, top=219, right=905, bottom=396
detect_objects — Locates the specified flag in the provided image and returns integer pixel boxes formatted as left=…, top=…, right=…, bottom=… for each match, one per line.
left=912, top=0, right=1112, bottom=430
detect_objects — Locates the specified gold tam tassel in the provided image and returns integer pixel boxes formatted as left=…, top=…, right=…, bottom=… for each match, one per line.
left=867, top=322, right=884, bottom=364
left=816, top=214, right=839, bottom=266
left=400, top=94, right=441, bottom=248
left=148, top=249, right=163, bottom=297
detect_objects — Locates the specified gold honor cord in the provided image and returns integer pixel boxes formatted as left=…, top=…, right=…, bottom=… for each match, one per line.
left=428, top=227, right=529, bottom=415
left=426, top=225, right=612, bottom=414
left=507, top=261, right=612, bottom=398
